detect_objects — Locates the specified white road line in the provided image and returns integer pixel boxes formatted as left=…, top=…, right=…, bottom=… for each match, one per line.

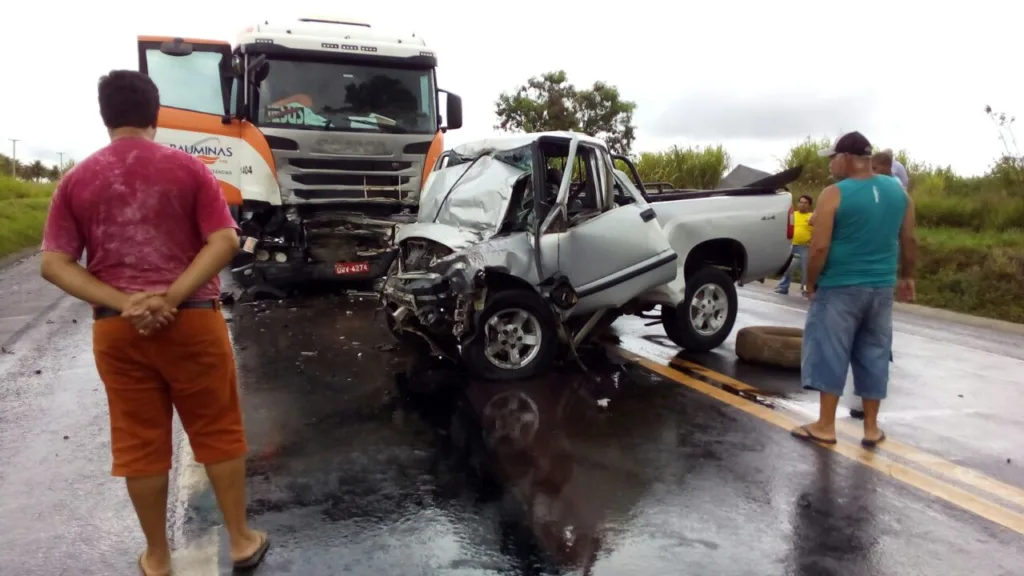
left=171, top=529, right=221, bottom=576
left=169, top=420, right=220, bottom=573
left=168, top=306, right=242, bottom=572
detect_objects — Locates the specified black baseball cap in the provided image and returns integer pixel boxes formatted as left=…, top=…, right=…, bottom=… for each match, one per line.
left=817, top=131, right=873, bottom=157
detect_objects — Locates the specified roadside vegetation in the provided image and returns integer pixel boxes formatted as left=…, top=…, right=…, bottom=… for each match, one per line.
left=0, top=174, right=55, bottom=260
left=621, top=138, right=1024, bottom=323
left=0, top=153, right=69, bottom=260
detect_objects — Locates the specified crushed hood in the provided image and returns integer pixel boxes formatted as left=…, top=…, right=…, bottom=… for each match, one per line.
left=417, top=155, right=528, bottom=238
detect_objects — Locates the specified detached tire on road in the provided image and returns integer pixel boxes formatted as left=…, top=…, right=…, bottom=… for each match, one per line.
left=735, top=326, right=803, bottom=369
left=462, top=289, right=559, bottom=381
left=661, top=267, right=738, bottom=352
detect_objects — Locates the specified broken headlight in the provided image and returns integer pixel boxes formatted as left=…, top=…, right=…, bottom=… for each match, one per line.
left=444, top=261, right=475, bottom=295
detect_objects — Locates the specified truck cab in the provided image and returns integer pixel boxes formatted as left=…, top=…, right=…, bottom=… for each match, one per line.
left=135, top=17, right=463, bottom=293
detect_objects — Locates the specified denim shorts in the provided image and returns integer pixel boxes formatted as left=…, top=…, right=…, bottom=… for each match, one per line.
left=801, top=286, right=894, bottom=400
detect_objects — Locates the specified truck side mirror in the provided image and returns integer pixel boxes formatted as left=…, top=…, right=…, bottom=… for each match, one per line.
left=441, top=90, right=463, bottom=130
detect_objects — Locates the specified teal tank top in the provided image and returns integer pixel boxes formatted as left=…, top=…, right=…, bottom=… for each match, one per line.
left=818, top=174, right=908, bottom=288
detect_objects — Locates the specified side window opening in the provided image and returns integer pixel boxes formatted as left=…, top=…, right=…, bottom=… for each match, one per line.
left=564, top=146, right=604, bottom=226
left=145, top=50, right=226, bottom=115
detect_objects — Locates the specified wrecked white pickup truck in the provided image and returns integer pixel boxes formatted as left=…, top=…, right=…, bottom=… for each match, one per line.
left=380, top=132, right=797, bottom=379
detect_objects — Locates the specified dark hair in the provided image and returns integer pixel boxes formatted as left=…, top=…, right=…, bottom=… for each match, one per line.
left=98, top=70, right=160, bottom=129
left=799, top=194, right=813, bottom=206
left=832, top=131, right=873, bottom=157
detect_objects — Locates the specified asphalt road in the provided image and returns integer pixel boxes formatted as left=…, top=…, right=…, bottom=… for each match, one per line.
left=1, top=253, right=1022, bottom=575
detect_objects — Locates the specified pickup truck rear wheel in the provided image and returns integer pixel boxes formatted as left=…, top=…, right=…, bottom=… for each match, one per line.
left=662, top=267, right=738, bottom=352
left=462, top=289, right=559, bottom=381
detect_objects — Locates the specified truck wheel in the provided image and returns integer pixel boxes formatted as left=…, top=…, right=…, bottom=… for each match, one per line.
left=462, top=289, right=559, bottom=381
left=662, top=267, right=738, bottom=352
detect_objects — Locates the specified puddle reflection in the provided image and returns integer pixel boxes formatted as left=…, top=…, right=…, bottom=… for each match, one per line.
left=397, top=351, right=663, bottom=575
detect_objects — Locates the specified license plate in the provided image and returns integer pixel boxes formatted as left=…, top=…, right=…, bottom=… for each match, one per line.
left=335, top=261, right=370, bottom=275
left=242, top=236, right=258, bottom=253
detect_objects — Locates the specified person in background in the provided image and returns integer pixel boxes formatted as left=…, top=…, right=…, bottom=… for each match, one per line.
left=791, top=131, right=916, bottom=448
left=39, top=70, right=269, bottom=575
left=871, top=149, right=909, bottom=191
left=775, top=194, right=815, bottom=295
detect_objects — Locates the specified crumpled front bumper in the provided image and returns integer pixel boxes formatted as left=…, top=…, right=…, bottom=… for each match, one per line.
left=382, top=261, right=483, bottom=344
left=382, top=270, right=452, bottom=312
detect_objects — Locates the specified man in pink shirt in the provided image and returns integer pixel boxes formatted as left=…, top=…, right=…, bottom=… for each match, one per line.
left=39, top=70, right=269, bottom=575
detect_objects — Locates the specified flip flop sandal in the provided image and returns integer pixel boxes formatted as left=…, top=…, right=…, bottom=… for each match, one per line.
left=137, top=552, right=170, bottom=576
left=861, top=430, right=887, bottom=448
left=233, top=532, right=271, bottom=572
left=790, top=425, right=837, bottom=445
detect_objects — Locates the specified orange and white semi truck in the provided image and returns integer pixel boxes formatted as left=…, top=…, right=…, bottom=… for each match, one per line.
left=136, top=17, right=463, bottom=294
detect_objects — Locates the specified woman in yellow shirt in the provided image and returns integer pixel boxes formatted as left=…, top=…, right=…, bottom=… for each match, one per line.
left=775, top=194, right=814, bottom=294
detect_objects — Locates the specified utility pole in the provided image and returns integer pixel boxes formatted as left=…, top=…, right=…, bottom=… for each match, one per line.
left=8, top=138, right=18, bottom=178
left=57, top=151, right=65, bottom=176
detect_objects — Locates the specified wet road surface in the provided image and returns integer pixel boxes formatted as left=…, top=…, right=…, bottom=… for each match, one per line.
left=614, top=282, right=1024, bottom=489
left=1, top=254, right=1022, bottom=575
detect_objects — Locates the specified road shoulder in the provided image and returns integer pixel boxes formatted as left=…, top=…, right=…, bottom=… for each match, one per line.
left=0, top=251, right=65, bottom=348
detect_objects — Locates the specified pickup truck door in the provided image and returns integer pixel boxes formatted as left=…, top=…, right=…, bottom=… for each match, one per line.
left=537, top=142, right=677, bottom=315
left=136, top=36, right=277, bottom=207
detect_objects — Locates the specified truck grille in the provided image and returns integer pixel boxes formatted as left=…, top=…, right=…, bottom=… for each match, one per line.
left=281, top=155, right=418, bottom=203
left=261, top=130, right=428, bottom=205
left=291, top=173, right=412, bottom=187
left=288, top=158, right=413, bottom=172
left=293, top=186, right=410, bottom=201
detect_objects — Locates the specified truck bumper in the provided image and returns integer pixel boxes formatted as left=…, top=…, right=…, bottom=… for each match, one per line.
left=237, top=244, right=398, bottom=286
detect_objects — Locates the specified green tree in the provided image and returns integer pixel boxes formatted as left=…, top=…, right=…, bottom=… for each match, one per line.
left=493, top=70, right=637, bottom=155
left=14, top=160, right=29, bottom=180
left=27, top=160, right=46, bottom=182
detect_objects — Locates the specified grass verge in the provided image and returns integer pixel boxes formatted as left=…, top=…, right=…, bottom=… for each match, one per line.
left=0, top=176, right=54, bottom=260
left=915, top=228, right=1024, bottom=323
left=777, top=228, right=1024, bottom=324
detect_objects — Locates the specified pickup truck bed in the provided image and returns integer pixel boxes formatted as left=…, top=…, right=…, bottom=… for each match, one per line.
left=644, top=185, right=786, bottom=203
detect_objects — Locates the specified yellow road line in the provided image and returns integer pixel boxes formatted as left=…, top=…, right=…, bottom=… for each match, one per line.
left=616, top=347, right=1024, bottom=536
left=670, top=357, right=1024, bottom=511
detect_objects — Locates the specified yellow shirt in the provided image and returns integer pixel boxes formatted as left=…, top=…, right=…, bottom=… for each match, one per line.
left=792, top=211, right=813, bottom=245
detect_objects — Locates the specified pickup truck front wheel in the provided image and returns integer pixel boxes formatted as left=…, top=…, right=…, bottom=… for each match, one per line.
left=462, top=289, right=559, bottom=381
left=662, top=267, right=738, bottom=352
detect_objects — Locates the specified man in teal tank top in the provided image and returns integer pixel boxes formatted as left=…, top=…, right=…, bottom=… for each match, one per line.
left=790, top=131, right=918, bottom=448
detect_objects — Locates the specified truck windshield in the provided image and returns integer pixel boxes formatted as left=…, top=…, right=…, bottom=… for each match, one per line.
left=253, top=58, right=437, bottom=134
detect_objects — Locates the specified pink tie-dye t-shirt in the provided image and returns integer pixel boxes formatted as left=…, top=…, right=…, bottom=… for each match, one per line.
left=41, top=137, right=239, bottom=301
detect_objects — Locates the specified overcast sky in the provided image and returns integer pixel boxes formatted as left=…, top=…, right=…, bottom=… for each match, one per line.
left=1, top=1, right=1019, bottom=176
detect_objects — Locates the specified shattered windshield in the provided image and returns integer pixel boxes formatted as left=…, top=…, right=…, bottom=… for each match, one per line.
left=491, top=145, right=533, bottom=171
left=418, top=157, right=529, bottom=235
left=254, top=59, right=437, bottom=134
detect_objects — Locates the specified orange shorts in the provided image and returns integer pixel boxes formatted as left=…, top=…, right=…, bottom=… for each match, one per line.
left=92, top=307, right=248, bottom=477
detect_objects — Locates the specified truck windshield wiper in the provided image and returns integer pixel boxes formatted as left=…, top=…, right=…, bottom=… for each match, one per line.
left=319, top=107, right=407, bottom=133
left=342, top=115, right=407, bottom=133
